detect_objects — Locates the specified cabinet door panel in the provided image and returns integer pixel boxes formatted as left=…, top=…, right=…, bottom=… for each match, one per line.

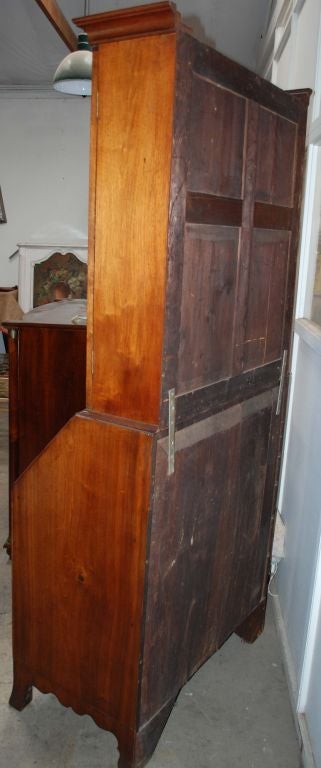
left=242, top=230, right=290, bottom=370
left=177, top=224, right=239, bottom=393
left=255, top=107, right=297, bottom=207
left=187, top=75, right=246, bottom=199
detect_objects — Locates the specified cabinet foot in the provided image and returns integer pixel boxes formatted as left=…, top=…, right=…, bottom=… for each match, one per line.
left=9, top=674, right=33, bottom=711
left=235, top=600, right=267, bottom=643
left=117, top=695, right=177, bottom=768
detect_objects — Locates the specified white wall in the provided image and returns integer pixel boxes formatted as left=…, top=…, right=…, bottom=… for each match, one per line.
left=0, top=94, right=90, bottom=287
left=278, top=333, right=321, bottom=678
left=88, top=0, right=269, bottom=71
left=258, top=3, right=321, bottom=766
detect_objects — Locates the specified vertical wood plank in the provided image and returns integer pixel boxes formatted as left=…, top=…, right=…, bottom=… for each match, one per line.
left=86, top=52, right=99, bottom=408
left=89, top=34, right=176, bottom=424
left=232, top=100, right=259, bottom=374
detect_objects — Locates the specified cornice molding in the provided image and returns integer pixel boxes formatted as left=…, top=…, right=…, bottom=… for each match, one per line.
left=74, top=1, right=181, bottom=46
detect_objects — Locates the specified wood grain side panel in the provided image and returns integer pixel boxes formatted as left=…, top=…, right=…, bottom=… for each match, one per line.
left=187, top=74, right=246, bottom=198
left=11, top=414, right=154, bottom=729
left=140, top=390, right=275, bottom=722
left=90, top=34, right=176, bottom=423
left=177, top=224, right=239, bottom=393
left=86, top=51, right=99, bottom=408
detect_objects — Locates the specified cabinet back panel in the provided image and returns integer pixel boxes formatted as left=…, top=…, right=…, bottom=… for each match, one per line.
left=242, top=229, right=291, bottom=370
left=177, top=224, right=239, bottom=393
left=255, top=107, right=297, bottom=207
left=187, top=74, right=246, bottom=199
left=140, top=389, right=277, bottom=721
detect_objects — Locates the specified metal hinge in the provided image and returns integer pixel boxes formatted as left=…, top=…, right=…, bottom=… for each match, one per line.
left=91, top=350, right=95, bottom=376
left=276, top=350, right=288, bottom=416
left=168, top=388, right=176, bottom=475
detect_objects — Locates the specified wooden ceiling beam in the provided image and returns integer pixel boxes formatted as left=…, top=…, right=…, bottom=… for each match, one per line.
left=34, top=0, right=78, bottom=51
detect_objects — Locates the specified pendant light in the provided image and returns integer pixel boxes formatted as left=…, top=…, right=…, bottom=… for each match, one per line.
left=53, top=1, right=92, bottom=96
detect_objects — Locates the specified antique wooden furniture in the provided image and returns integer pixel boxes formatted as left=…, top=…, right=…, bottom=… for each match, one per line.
left=4, top=301, right=86, bottom=555
left=9, top=3, right=309, bottom=767
left=16, top=241, right=88, bottom=312
left=0, top=286, right=22, bottom=351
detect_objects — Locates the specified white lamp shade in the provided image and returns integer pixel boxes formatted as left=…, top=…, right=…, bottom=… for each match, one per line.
left=53, top=49, right=92, bottom=96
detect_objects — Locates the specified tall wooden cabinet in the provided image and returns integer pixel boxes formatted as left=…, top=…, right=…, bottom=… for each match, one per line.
left=9, top=4, right=309, bottom=767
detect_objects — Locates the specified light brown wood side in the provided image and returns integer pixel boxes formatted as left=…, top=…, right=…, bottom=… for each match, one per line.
left=86, top=33, right=176, bottom=424
left=11, top=412, right=154, bottom=732
left=85, top=50, right=99, bottom=408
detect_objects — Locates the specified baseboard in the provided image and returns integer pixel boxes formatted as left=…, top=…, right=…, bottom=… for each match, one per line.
left=298, top=713, right=317, bottom=768
left=271, top=594, right=316, bottom=768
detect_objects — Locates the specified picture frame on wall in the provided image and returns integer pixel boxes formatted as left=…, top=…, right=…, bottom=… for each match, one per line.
left=0, top=187, right=7, bottom=223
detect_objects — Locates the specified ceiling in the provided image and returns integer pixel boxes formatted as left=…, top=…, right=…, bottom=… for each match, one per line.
left=0, top=0, right=271, bottom=90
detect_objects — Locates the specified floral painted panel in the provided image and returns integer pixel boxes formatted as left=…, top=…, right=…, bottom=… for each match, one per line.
left=33, top=252, right=87, bottom=307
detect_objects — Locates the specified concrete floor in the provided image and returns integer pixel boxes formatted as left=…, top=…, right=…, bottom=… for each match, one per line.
left=0, top=404, right=302, bottom=768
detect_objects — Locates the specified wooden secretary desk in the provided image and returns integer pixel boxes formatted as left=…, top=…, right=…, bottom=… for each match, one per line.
left=9, top=3, right=309, bottom=767
left=4, top=301, right=87, bottom=556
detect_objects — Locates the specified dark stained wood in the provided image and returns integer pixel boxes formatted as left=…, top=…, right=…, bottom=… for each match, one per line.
left=160, top=30, right=194, bottom=417
left=255, top=107, right=297, bottom=207
left=235, top=600, right=267, bottom=643
left=254, top=202, right=293, bottom=230
left=193, top=37, right=305, bottom=123
left=287, top=88, right=312, bottom=108
left=7, top=331, right=19, bottom=492
left=232, top=99, right=259, bottom=375
left=4, top=321, right=86, bottom=558
left=140, top=390, right=276, bottom=720
left=75, top=1, right=180, bottom=44
left=6, top=323, right=86, bottom=477
left=175, top=359, right=282, bottom=429
left=187, top=74, right=246, bottom=198
left=177, top=224, right=239, bottom=393
left=186, top=192, right=243, bottom=227
left=242, top=230, right=290, bottom=369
